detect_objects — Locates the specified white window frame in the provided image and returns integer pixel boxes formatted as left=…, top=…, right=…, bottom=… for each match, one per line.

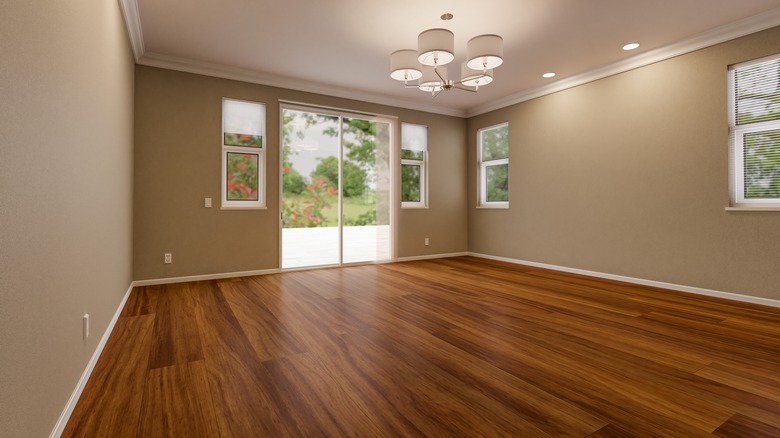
left=401, top=123, right=428, bottom=208
left=728, top=54, right=780, bottom=210
left=477, top=122, right=509, bottom=209
left=221, top=98, right=266, bottom=209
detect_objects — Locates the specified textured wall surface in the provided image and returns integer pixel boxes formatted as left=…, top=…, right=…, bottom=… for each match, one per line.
left=0, top=0, right=135, bottom=436
left=468, top=26, right=780, bottom=300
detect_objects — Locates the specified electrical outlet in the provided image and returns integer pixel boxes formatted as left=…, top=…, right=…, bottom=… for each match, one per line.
left=425, top=237, right=430, bottom=246
left=204, top=197, right=212, bottom=208
left=83, top=314, right=89, bottom=340
left=164, top=253, right=172, bottom=264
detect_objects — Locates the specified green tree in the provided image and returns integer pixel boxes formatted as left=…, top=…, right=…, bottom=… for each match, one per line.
left=481, top=125, right=509, bottom=202
left=743, top=130, right=780, bottom=198
left=401, top=164, right=420, bottom=202
left=324, top=118, right=376, bottom=172
left=282, top=165, right=306, bottom=195
left=311, top=156, right=367, bottom=198
left=486, top=164, right=509, bottom=202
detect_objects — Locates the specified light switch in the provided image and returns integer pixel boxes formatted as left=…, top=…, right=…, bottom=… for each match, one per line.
left=205, top=197, right=212, bottom=208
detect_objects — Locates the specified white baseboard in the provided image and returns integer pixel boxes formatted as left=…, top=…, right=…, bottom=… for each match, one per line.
left=50, top=283, right=134, bottom=438
left=132, top=268, right=280, bottom=287
left=396, top=252, right=470, bottom=262
left=469, top=252, right=780, bottom=309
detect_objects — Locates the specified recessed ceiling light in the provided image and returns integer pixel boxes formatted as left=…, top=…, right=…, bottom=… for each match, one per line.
left=542, top=72, right=556, bottom=78
left=622, top=42, right=640, bottom=51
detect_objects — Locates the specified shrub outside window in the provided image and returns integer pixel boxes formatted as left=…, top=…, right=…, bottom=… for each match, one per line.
left=478, top=123, right=509, bottom=208
left=222, top=98, right=266, bottom=209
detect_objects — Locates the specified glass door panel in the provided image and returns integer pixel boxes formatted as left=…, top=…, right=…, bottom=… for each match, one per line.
left=281, top=109, right=340, bottom=269
left=281, top=106, right=393, bottom=269
left=342, top=117, right=392, bottom=264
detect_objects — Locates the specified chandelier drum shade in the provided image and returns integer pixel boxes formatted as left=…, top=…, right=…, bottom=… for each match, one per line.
left=390, top=13, right=504, bottom=96
left=461, top=62, right=493, bottom=88
left=417, top=28, right=455, bottom=66
left=390, top=50, right=423, bottom=82
left=466, top=34, right=504, bottom=70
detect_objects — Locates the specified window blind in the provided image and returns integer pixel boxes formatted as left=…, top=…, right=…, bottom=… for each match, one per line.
left=734, top=57, right=780, bottom=126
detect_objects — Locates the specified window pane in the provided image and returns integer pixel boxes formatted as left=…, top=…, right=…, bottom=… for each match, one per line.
left=226, top=152, right=259, bottom=201
left=224, top=133, right=263, bottom=148
left=401, top=164, right=421, bottom=202
left=735, top=58, right=780, bottom=125
left=481, top=124, right=509, bottom=161
left=401, top=149, right=424, bottom=160
left=223, top=99, right=265, bottom=144
left=402, top=123, right=427, bottom=151
left=486, top=164, right=508, bottom=202
left=743, top=129, right=780, bottom=199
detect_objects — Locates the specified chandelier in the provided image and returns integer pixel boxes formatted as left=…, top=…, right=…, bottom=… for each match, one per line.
left=390, top=13, right=504, bottom=96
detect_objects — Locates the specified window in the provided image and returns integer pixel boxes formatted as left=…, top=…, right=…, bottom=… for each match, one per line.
left=222, top=98, right=266, bottom=209
left=478, top=123, right=509, bottom=208
left=401, top=123, right=428, bottom=208
left=729, top=55, right=780, bottom=208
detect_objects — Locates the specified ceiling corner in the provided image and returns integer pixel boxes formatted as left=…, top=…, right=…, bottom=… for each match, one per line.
left=118, top=0, right=144, bottom=61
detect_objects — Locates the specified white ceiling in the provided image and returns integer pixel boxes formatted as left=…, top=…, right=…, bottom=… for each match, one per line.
left=122, top=0, right=780, bottom=117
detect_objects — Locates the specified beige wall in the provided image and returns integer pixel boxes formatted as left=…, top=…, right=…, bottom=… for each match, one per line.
left=468, top=26, right=780, bottom=301
left=133, top=66, right=467, bottom=280
left=0, top=0, right=135, bottom=436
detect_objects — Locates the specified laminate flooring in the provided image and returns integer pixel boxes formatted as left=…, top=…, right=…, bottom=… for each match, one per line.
left=64, top=257, right=780, bottom=437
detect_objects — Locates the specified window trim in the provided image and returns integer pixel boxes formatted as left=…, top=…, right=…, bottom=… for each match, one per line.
left=728, top=55, right=780, bottom=210
left=477, top=122, right=509, bottom=209
left=221, top=97, right=267, bottom=210
left=401, top=123, right=428, bottom=209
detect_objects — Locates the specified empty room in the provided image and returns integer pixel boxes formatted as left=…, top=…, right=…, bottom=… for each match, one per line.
left=3, top=0, right=780, bottom=436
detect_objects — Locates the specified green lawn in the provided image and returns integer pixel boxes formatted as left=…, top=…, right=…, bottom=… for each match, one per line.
left=283, top=193, right=375, bottom=227
left=320, top=196, right=374, bottom=226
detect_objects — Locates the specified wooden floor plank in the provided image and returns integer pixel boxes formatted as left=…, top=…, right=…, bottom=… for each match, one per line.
left=220, top=278, right=307, bottom=361
left=62, top=314, right=155, bottom=437
left=192, top=282, right=299, bottom=437
left=334, top=296, right=608, bottom=437
left=713, top=413, right=780, bottom=438
left=137, top=361, right=220, bottom=437
left=64, top=257, right=780, bottom=437
left=147, top=283, right=204, bottom=369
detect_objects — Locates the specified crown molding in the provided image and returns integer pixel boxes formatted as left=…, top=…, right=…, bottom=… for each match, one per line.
left=137, top=52, right=468, bottom=118
left=117, top=0, right=144, bottom=61
left=118, top=0, right=780, bottom=119
left=467, top=7, right=780, bottom=117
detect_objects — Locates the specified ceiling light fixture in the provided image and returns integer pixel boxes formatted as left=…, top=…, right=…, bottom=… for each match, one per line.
left=542, top=72, right=556, bottom=78
left=622, top=42, right=640, bottom=51
left=390, top=13, right=504, bottom=96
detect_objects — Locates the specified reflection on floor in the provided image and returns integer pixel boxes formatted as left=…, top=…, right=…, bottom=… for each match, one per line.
left=282, top=225, right=391, bottom=269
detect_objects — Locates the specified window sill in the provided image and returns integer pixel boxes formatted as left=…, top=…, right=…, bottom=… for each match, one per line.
left=220, top=206, right=267, bottom=210
left=477, top=204, right=509, bottom=210
left=401, top=204, right=429, bottom=210
left=725, top=206, right=780, bottom=212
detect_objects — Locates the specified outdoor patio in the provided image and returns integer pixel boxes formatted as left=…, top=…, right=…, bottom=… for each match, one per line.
left=282, top=225, right=391, bottom=269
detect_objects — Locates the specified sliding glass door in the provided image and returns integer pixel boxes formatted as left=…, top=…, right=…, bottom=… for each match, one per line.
left=281, top=106, right=392, bottom=269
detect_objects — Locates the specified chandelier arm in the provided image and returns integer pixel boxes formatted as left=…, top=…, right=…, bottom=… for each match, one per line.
left=454, top=71, right=491, bottom=86
left=434, top=67, right=446, bottom=82
left=452, top=84, right=479, bottom=93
